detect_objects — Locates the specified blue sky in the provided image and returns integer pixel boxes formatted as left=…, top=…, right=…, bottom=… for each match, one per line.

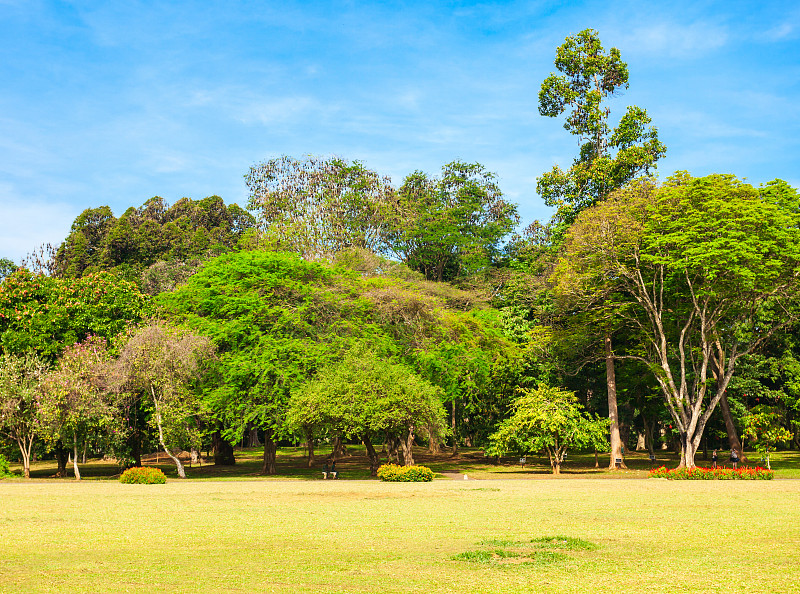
left=1, top=0, right=798, bottom=262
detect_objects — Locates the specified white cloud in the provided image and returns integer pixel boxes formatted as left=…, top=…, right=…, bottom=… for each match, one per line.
left=620, top=21, right=728, bottom=57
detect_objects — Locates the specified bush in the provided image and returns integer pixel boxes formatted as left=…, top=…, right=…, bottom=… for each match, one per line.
left=377, top=463, right=434, bottom=482
left=0, top=453, right=13, bottom=478
left=649, top=466, right=774, bottom=480
left=119, top=466, right=167, bottom=484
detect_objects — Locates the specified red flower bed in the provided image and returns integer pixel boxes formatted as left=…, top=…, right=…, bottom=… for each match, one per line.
left=649, top=466, right=774, bottom=480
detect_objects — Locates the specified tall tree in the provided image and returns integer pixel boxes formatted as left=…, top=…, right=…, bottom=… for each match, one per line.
left=555, top=173, right=800, bottom=468
left=538, top=28, right=666, bottom=468
left=245, top=155, right=394, bottom=259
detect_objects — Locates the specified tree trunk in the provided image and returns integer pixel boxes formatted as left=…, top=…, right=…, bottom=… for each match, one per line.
left=428, top=430, right=440, bottom=454
left=306, top=433, right=315, bottom=468
left=387, top=436, right=400, bottom=464
left=55, top=440, right=68, bottom=477
left=261, top=430, right=277, bottom=475
left=679, top=432, right=697, bottom=469
left=15, top=435, right=32, bottom=479
left=605, top=336, right=626, bottom=469
left=72, top=434, right=82, bottom=481
left=720, top=392, right=748, bottom=463
left=81, top=439, right=88, bottom=465
left=152, top=390, right=186, bottom=479
left=400, top=428, right=415, bottom=466
left=363, top=436, right=380, bottom=477
left=247, top=426, right=261, bottom=447
left=331, top=435, right=346, bottom=458
left=450, top=400, right=458, bottom=456
left=212, top=430, right=236, bottom=465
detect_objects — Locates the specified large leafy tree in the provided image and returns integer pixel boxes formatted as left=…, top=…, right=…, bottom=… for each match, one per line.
left=245, top=155, right=394, bottom=259
left=555, top=173, right=800, bottom=468
left=385, top=161, right=519, bottom=282
left=39, top=336, right=114, bottom=480
left=0, top=269, right=149, bottom=359
left=537, top=28, right=666, bottom=468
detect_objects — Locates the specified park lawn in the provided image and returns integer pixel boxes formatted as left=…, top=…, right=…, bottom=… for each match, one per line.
left=1, top=479, right=798, bottom=594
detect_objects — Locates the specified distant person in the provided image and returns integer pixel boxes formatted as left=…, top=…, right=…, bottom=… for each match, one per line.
left=330, top=460, right=338, bottom=479
left=323, top=461, right=329, bottom=479
left=730, top=449, right=739, bottom=469
left=712, top=449, right=718, bottom=469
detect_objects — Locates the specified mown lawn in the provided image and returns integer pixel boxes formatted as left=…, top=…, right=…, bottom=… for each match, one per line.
left=1, top=478, right=799, bottom=593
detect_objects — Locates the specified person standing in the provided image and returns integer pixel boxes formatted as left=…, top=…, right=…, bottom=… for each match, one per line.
left=730, top=449, right=739, bottom=469
left=712, top=449, right=718, bottom=469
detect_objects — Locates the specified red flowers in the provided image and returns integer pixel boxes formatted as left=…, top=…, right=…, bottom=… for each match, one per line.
left=649, top=466, right=774, bottom=480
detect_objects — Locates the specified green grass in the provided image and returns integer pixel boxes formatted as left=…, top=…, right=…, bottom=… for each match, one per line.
left=1, top=479, right=799, bottom=593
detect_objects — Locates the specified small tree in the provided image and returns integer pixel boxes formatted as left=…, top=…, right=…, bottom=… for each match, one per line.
left=489, top=385, right=608, bottom=474
left=288, top=349, right=448, bottom=473
left=742, top=405, right=791, bottom=470
left=0, top=353, right=47, bottom=478
left=39, top=336, right=114, bottom=480
left=114, top=323, right=214, bottom=478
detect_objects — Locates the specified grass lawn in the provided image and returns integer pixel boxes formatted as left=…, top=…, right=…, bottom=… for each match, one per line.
left=1, top=478, right=799, bottom=593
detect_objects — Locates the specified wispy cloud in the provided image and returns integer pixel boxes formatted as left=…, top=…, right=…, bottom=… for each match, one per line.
left=620, top=21, right=728, bottom=57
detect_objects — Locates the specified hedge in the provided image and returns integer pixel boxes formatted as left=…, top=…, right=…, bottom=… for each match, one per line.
left=377, top=463, right=434, bottom=482
left=119, top=466, right=168, bottom=484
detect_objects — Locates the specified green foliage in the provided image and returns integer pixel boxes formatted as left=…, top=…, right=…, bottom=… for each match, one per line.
left=488, top=385, right=608, bottom=473
left=119, top=466, right=167, bottom=484
left=0, top=258, right=17, bottom=281
left=158, top=249, right=515, bottom=450
left=742, top=405, right=792, bottom=469
left=649, top=466, right=774, bottom=480
left=538, top=28, right=665, bottom=227
left=287, top=349, right=447, bottom=446
left=0, top=453, right=13, bottom=477
left=54, top=196, right=256, bottom=287
left=245, top=155, right=394, bottom=258
left=0, top=269, right=149, bottom=359
left=376, top=463, right=434, bottom=482
left=385, top=161, right=519, bottom=281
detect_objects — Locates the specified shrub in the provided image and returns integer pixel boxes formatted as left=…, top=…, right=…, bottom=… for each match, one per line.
left=119, top=466, right=167, bottom=484
left=649, top=466, right=774, bottom=480
left=377, top=463, right=434, bottom=482
left=0, top=453, right=13, bottom=478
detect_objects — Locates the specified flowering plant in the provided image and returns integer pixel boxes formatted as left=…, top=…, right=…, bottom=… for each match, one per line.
left=649, top=465, right=773, bottom=480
